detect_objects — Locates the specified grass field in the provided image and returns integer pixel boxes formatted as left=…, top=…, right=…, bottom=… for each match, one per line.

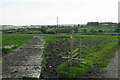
left=2, top=33, right=119, bottom=78
left=78, top=27, right=117, bottom=33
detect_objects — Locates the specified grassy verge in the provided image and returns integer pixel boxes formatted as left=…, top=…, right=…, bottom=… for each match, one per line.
left=40, top=52, right=46, bottom=77
left=57, top=60, right=93, bottom=78
left=57, top=35, right=118, bottom=78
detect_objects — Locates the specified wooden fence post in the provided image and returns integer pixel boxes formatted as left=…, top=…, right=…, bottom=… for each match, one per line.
left=80, top=38, right=82, bottom=59
left=79, top=38, right=82, bottom=64
left=70, top=29, right=74, bottom=66
left=62, top=33, right=86, bottom=66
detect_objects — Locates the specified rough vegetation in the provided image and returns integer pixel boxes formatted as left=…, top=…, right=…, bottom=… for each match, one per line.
left=2, top=32, right=118, bottom=78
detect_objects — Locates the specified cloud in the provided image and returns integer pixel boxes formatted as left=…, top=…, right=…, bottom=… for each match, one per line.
left=0, top=0, right=119, bottom=25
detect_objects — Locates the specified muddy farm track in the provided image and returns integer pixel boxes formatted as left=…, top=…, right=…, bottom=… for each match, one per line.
left=2, top=36, right=45, bottom=78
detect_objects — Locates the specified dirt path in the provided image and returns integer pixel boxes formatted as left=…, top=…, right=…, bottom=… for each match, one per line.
left=2, top=36, right=45, bottom=78
left=99, top=49, right=118, bottom=78
left=83, top=49, right=119, bottom=78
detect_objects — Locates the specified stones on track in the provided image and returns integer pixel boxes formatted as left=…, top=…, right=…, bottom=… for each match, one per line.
left=2, top=36, right=45, bottom=78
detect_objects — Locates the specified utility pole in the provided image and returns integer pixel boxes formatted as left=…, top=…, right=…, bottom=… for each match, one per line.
left=55, top=17, right=59, bottom=33
left=56, top=17, right=59, bottom=27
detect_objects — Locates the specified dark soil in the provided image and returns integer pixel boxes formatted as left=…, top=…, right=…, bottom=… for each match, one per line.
left=40, top=53, right=65, bottom=78
left=40, top=38, right=69, bottom=78
left=41, top=37, right=80, bottom=78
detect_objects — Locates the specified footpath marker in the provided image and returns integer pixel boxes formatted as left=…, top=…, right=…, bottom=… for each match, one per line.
left=70, top=30, right=74, bottom=66
left=62, top=29, right=86, bottom=66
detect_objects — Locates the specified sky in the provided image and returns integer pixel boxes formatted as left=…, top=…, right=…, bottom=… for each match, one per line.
left=0, top=0, right=119, bottom=25
left=118, top=1, right=120, bottom=23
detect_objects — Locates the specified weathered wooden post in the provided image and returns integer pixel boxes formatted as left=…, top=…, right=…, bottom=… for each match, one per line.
left=62, top=30, right=86, bottom=66
left=79, top=38, right=82, bottom=64
left=80, top=38, right=82, bottom=59
left=70, top=29, right=74, bottom=66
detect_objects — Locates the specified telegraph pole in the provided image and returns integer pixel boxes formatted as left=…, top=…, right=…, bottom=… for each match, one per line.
left=56, top=17, right=59, bottom=27
left=55, top=17, right=59, bottom=33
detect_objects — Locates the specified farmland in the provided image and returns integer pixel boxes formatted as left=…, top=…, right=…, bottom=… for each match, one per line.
left=2, top=33, right=119, bottom=78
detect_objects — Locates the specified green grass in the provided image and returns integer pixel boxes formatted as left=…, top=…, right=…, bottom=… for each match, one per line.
left=57, top=60, right=93, bottom=78
left=78, top=27, right=117, bottom=33
left=40, top=52, right=46, bottom=76
left=56, top=34, right=118, bottom=78
left=2, top=34, right=33, bottom=48
left=2, top=34, right=55, bottom=53
left=2, top=33, right=118, bottom=78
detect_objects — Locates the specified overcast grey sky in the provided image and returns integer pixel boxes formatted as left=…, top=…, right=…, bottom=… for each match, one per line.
left=119, top=1, right=120, bottom=22
left=0, top=0, right=119, bottom=25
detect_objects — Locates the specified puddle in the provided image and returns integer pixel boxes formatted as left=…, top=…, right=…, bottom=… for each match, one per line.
left=4, top=45, right=18, bottom=49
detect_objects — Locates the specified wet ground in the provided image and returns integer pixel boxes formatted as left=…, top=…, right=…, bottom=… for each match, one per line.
left=2, top=36, right=45, bottom=78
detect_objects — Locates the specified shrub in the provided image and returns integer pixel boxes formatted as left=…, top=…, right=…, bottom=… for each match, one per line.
left=82, top=29, right=87, bottom=33
left=40, top=27, right=47, bottom=34
left=98, top=30, right=103, bottom=32
left=57, top=60, right=93, bottom=78
left=47, top=31, right=55, bottom=34
left=90, top=29, right=96, bottom=33
left=52, top=48, right=60, bottom=53
left=73, top=27, right=79, bottom=33
left=114, top=28, right=120, bottom=32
